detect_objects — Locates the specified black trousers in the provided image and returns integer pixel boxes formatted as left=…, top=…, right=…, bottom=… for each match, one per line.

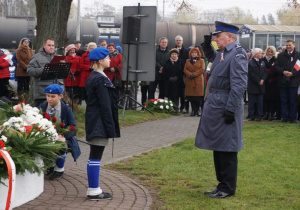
left=17, top=76, right=30, bottom=95
left=89, top=145, right=105, bottom=160
left=213, top=151, right=238, bottom=195
left=0, top=78, right=9, bottom=97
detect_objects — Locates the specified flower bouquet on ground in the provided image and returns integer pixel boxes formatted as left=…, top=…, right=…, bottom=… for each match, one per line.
left=143, top=98, right=177, bottom=114
left=0, top=101, right=66, bottom=183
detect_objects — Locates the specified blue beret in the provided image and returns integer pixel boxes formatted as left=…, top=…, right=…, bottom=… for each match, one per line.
left=44, top=84, right=63, bottom=94
left=89, top=47, right=109, bottom=61
left=212, top=21, right=239, bottom=35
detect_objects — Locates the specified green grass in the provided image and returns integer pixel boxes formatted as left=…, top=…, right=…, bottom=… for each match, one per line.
left=105, top=121, right=300, bottom=209
left=73, top=105, right=172, bottom=138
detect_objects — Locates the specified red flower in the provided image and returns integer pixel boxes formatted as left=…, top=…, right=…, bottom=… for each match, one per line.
left=60, top=122, right=65, bottom=128
left=52, top=117, right=57, bottom=122
left=42, top=112, right=47, bottom=116
left=45, top=114, right=51, bottom=120
left=24, top=126, right=33, bottom=134
left=0, top=140, right=5, bottom=149
left=69, top=125, right=75, bottom=131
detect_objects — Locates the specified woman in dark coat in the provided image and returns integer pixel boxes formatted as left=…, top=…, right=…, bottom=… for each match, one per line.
left=16, top=38, right=33, bottom=95
left=184, top=47, right=205, bottom=116
left=262, top=46, right=279, bottom=120
left=85, top=47, right=120, bottom=200
left=163, top=48, right=184, bottom=111
left=248, top=48, right=268, bottom=121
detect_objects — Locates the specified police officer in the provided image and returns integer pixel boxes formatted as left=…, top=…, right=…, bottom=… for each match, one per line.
left=195, top=21, right=248, bottom=198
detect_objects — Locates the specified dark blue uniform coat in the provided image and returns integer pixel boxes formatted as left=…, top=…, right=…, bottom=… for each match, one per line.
left=85, top=71, right=120, bottom=141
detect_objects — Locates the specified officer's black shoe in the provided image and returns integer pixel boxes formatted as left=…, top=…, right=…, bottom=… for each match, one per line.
left=49, top=171, right=64, bottom=180
left=209, top=191, right=233, bottom=198
left=88, top=192, right=112, bottom=201
left=204, top=188, right=218, bottom=195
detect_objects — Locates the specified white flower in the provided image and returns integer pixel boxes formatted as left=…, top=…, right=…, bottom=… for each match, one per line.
left=165, top=100, right=168, bottom=103
left=170, top=103, right=173, bottom=107
left=38, top=118, right=53, bottom=130
left=154, top=101, right=158, bottom=105
left=159, top=99, right=164, bottom=103
left=160, top=105, right=164, bottom=109
left=166, top=105, right=169, bottom=109
left=0, top=135, right=7, bottom=142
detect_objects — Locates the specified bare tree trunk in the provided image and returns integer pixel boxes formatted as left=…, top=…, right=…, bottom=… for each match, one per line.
left=35, top=0, right=72, bottom=51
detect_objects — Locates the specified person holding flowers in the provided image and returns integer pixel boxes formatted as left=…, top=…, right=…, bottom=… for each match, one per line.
left=38, top=84, right=79, bottom=180
left=85, top=47, right=120, bottom=200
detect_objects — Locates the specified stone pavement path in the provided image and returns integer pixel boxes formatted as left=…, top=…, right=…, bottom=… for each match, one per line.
left=16, top=115, right=200, bottom=210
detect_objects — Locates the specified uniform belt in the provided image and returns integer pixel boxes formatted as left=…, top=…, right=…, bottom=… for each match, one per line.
left=209, top=88, right=230, bottom=94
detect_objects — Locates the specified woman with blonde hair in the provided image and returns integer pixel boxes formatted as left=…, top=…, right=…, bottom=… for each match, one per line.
left=262, top=45, right=280, bottom=120
left=79, top=42, right=97, bottom=103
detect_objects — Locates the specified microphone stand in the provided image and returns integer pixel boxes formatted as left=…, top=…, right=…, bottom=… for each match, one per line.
left=69, top=69, right=76, bottom=112
left=65, top=57, right=76, bottom=112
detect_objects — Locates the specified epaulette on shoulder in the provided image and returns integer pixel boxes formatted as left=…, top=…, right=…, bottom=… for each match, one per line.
left=236, top=53, right=246, bottom=58
left=236, top=44, right=242, bottom=49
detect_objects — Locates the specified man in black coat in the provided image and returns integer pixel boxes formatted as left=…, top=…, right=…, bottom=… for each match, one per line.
left=247, top=48, right=268, bottom=121
left=175, top=35, right=189, bottom=112
left=149, top=37, right=169, bottom=99
left=275, top=39, right=300, bottom=123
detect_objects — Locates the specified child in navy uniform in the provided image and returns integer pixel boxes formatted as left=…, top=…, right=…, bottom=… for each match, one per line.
left=38, top=84, right=79, bottom=180
left=85, top=47, right=120, bottom=200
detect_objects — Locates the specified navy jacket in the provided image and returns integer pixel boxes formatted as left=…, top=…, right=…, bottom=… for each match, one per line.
left=155, top=47, right=170, bottom=80
left=39, top=100, right=80, bottom=161
left=38, top=100, right=77, bottom=139
left=275, top=50, right=300, bottom=88
left=85, top=71, right=120, bottom=141
left=248, top=58, right=268, bottom=94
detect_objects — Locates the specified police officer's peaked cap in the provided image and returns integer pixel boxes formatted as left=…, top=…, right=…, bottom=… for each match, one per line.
left=212, top=21, right=239, bottom=35
left=89, top=47, right=109, bottom=61
left=44, top=84, right=63, bottom=94
left=73, top=40, right=81, bottom=44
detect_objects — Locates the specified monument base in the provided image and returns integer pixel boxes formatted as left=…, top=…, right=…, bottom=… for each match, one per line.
left=0, top=158, right=44, bottom=209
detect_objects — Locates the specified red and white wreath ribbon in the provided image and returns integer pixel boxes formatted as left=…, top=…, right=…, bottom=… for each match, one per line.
left=0, top=149, right=16, bottom=210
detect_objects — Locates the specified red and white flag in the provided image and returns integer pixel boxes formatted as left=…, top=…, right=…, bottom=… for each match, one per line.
left=294, top=59, right=300, bottom=71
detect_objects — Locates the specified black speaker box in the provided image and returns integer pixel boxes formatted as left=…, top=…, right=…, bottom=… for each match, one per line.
left=122, top=17, right=141, bottom=45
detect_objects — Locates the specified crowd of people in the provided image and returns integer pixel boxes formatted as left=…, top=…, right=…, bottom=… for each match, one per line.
left=246, top=40, right=300, bottom=123
left=1, top=21, right=300, bottom=201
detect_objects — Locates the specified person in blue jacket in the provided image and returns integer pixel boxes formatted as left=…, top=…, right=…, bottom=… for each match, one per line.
left=38, top=84, right=80, bottom=180
left=85, top=47, right=120, bottom=200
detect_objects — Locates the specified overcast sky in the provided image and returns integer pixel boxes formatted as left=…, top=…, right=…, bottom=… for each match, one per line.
left=76, top=0, right=289, bottom=20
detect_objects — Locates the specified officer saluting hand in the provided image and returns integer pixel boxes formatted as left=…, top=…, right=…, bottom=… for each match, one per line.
left=195, top=21, right=248, bottom=198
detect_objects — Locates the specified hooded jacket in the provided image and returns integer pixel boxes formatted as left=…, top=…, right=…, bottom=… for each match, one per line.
left=16, top=38, right=33, bottom=77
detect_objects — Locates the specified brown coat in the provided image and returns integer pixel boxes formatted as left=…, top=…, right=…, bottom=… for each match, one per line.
left=184, top=58, right=205, bottom=96
left=16, top=45, right=33, bottom=77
